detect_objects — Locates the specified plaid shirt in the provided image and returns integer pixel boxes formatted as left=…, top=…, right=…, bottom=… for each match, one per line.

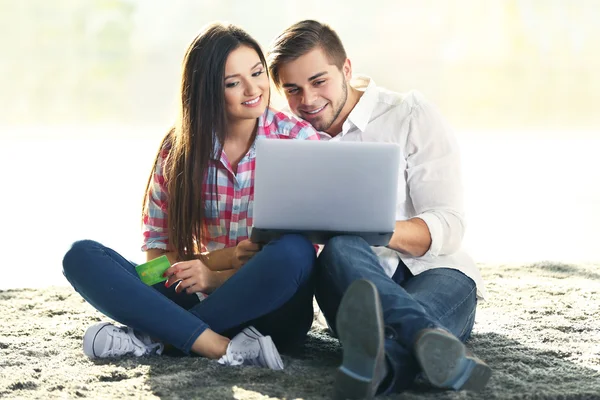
left=142, top=107, right=320, bottom=253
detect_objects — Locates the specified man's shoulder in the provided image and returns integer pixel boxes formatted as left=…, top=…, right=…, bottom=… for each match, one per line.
left=357, top=82, right=442, bottom=143
left=373, top=85, right=427, bottom=111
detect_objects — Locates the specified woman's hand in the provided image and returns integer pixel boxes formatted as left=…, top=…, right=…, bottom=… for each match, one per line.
left=232, top=239, right=262, bottom=269
left=164, top=259, right=217, bottom=294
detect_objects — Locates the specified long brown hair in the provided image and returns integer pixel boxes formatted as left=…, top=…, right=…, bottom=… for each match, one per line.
left=142, top=23, right=269, bottom=260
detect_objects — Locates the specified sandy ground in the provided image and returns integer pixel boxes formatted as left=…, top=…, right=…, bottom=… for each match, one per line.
left=1, top=261, right=599, bottom=399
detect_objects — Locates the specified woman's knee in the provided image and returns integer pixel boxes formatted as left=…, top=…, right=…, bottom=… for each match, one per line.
left=62, top=239, right=102, bottom=278
left=275, top=233, right=315, bottom=262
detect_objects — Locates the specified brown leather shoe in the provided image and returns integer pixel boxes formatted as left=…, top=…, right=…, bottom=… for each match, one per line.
left=414, top=328, right=491, bottom=392
left=334, top=279, right=388, bottom=399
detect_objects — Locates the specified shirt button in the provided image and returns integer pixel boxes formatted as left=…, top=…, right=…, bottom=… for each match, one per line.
left=233, top=205, right=239, bottom=212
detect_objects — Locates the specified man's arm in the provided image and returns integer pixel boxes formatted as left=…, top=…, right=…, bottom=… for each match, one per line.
left=393, top=93, right=466, bottom=258
left=387, top=218, right=432, bottom=257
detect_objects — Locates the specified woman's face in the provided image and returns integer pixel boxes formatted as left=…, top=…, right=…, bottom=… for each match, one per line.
left=223, top=45, right=270, bottom=122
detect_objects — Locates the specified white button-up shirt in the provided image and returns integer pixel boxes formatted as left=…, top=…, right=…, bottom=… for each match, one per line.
left=317, top=76, right=487, bottom=299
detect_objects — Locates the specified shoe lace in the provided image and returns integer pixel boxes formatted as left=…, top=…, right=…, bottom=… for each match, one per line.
left=134, top=331, right=164, bottom=355
left=103, top=327, right=147, bottom=357
left=217, top=344, right=260, bottom=366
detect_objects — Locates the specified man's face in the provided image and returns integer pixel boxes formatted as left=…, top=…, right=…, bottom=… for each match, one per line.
left=277, top=47, right=350, bottom=133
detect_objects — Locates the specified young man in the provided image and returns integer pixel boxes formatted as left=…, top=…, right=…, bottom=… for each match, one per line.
left=267, top=20, right=492, bottom=398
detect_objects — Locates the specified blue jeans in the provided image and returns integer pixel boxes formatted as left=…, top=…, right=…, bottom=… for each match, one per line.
left=315, top=236, right=477, bottom=393
left=62, top=234, right=316, bottom=354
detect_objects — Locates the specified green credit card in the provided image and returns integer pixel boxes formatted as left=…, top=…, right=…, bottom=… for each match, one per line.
left=135, top=255, right=170, bottom=286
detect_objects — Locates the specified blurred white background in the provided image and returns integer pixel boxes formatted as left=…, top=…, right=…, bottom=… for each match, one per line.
left=1, top=0, right=598, bottom=289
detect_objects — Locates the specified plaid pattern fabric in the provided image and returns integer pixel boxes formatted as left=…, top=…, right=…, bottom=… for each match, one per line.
left=142, top=107, right=319, bottom=253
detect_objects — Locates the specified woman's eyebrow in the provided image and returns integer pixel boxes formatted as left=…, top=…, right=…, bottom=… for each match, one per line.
left=224, top=62, right=263, bottom=80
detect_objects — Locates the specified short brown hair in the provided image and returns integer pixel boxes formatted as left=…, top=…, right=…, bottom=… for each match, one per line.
left=268, top=20, right=347, bottom=88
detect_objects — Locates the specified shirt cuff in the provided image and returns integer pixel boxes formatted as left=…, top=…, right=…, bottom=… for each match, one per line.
left=141, top=241, right=168, bottom=252
left=414, top=212, right=442, bottom=257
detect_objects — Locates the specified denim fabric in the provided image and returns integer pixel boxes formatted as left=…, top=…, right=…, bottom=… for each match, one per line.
left=63, top=234, right=316, bottom=354
left=315, top=235, right=477, bottom=392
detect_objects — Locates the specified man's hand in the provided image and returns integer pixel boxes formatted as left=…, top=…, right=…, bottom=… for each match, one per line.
left=233, top=239, right=262, bottom=269
left=164, top=259, right=217, bottom=294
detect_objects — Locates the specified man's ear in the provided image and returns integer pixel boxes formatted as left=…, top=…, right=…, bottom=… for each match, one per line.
left=342, top=58, right=352, bottom=80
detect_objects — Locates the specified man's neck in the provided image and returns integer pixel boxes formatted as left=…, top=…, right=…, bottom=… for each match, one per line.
left=325, top=86, right=364, bottom=137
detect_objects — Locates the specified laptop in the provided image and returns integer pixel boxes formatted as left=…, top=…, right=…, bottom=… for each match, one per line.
left=250, top=139, right=400, bottom=246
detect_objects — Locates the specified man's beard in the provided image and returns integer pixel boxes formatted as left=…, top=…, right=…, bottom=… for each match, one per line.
left=312, top=81, right=348, bottom=133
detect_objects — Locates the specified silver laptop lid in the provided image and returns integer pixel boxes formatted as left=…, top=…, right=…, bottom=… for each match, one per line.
left=253, top=139, right=400, bottom=233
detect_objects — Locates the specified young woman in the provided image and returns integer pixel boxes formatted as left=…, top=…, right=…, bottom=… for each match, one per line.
left=62, top=23, right=320, bottom=369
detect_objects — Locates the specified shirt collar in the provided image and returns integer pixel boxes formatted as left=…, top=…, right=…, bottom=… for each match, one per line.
left=213, top=108, right=272, bottom=162
left=342, top=76, right=378, bottom=134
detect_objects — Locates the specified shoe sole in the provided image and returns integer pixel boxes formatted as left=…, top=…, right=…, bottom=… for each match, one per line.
left=415, top=330, right=492, bottom=392
left=257, top=335, right=284, bottom=371
left=83, top=322, right=112, bottom=359
left=334, top=280, right=385, bottom=400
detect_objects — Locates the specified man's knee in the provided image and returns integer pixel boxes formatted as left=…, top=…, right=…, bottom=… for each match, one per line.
left=318, top=235, right=368, bottom=265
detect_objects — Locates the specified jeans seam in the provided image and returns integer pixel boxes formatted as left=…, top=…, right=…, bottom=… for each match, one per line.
left=441, top=285, right=475, bottom=321
left=183, top=325, right=209, bottom=354
left=457, top=305, right=476, bottom=341
left=427, top=272, right=476, bottom=323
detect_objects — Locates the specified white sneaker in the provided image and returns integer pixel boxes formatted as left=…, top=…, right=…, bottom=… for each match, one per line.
left=217, top=326, right=284, bottom=370
left=83, top=322, right=164, bottom=359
